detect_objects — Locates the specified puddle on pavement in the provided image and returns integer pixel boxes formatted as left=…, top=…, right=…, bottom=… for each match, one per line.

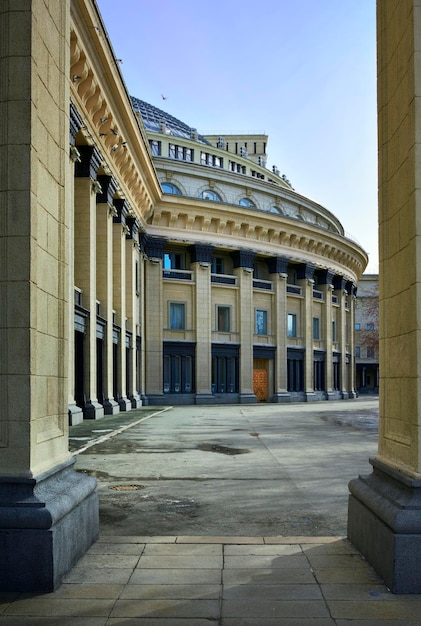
left=197, top=443, right=249, bottom=455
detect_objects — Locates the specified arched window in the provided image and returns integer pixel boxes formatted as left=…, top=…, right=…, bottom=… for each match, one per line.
left=239, top=197, right=256, bottom=208
left=200, top=190, right=222, bottom=202
left=161, top=182, right=181, bottom=195
left=269, top=206, right=282, bottom=214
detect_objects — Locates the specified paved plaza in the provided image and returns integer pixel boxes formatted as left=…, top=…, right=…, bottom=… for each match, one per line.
left=3, top=398, right=421, bottom=624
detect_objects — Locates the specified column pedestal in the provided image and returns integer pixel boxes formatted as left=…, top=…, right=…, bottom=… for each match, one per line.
left=0, top=459, right=98, bottom=592
left=271, top=392, right=291, bottom=403
left=103, top=398, right=120, bottom=414
left=348, top=458, right=421, bottom=593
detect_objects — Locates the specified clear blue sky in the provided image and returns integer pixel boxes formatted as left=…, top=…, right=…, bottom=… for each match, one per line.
left=96, top=0, right=378, bottom=274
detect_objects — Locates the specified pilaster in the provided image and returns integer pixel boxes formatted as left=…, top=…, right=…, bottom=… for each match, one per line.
left=189, top=245, right=213, bottom=403
left=232, top=251, right=256, bottom=403
left=268, top=257, right=290, bottom=402
left=297, top=263, right=316, bottom=401
left=126, top=217, right=142, bottom=408
left=144, top=237, right=166, bottom=402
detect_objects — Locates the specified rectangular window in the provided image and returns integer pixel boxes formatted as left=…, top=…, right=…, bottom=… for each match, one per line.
left=313, top=317, right=320, bottom=340
left=211, top=257, right=225, bottom=274
left=366, top=323, right=375, bottom=330
left=287, top=313, right=297, bottom=337
left=355, top=346, right=361, bottom=358
left=332, top=320, right=336, bottom=342
left=169, top=302, right=185, bottom=330
left=149, top=140, right=161, bottom=156
left=163, top=354, right=194, bottom=393
left=367, top=347, right=375, bottom=358
left=255, top=310, right=268, bottom=335
left=355, top=323, right=361, bottom=330
left=212, top=356, right=238, bottom=393
left=164, top=252, right=184, bottom=270
left=217, top=306, right=230, bottom=332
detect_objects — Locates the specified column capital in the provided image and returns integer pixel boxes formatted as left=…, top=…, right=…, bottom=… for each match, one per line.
left=267, top=256, right=289, bottom=275
left=74, top=145, right=102, bottom=180
left=126, top=216, right=140, bottom=240
left=113, top=198, right=129, bottom=225
left=69, top=102, right=83, bottom=147
left=96, top=175, right=118, bottom=206
left=296, top=262, right=315, bottom=281
left=231, top=249, right=256, bottom=269
left=188, top=244, right=214, bottom=264
left=143, top=235, right=167, bottom=261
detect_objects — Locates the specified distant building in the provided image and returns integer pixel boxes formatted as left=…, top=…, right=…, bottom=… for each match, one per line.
left=355, top=274, right=379, bottom=394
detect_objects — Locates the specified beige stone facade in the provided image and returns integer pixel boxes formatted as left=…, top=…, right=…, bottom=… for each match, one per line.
left=63, top=2, right=369, bottom=420
left=355, top=274, right=379, bottom=394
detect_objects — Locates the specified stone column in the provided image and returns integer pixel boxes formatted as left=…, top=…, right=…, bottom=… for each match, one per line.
left=348, top=0, right=421, bottom=593
left=189, top=245, right=214, bottom=404
left=144, top=237, right=166, bottom=402
left=96, top=176, right=119, bottom=415
left=268, top=257, right=290, bottom=402
left=67, top=104, right=84, bottom=424
left=0, top=1, right=98, bottom=591
left=126, top=217, right=142, bottom=408
left=232, top=250, right=257, bottom=403
left=333, top=276, right=348, bottom=399
left=297, top=263, right=316, bottom=401
left=347, top=282, right=357, bottom=398
left=317, top=270, right=334, bottom=399
left=112, top=199, right=131, bottom=411
left=74, top=146, right=104, bottom=419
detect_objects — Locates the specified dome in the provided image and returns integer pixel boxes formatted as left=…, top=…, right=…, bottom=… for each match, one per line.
left=131, top=97, right=211, bottom=145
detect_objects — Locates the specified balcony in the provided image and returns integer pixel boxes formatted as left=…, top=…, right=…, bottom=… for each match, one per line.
left=253, top=279, right=273, bottom=291
left=163, top=269, right=193, bottom=280
left=211, top=273, right=237, bottom=286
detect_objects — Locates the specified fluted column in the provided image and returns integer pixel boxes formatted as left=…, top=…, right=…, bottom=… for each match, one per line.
left=232, top=250, right=256, bottom=403
left=189, top=245, right=214, bottom=403
left=268, top=257, right=290, bottom=402
left=96, top=176, right=119, bottom=414
left=297, top=263, right=316, bottom=401
left=74, top=146, right=104, bottom=419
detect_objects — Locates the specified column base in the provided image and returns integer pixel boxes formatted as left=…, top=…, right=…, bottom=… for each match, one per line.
left=326, top=391, right=340, bottom=401
left=239, top=393, right=257, bottom=404
left=270, top=392, right=291, bottom=403
left=68, top=402, right=84, bottom=426
left=118, top=396, right=132, bottom=411
left=0, top=458, right=98, bottom=592
left=195, top=393, right=214, bottom=405
left=103, top=398, right=120, bottom=415
left=341, top=391, right=350, bottom=399
left=84, top=400, right=104, bottom=420
left=305, top=391, right=317, bottom=402
left=130, top=394, right=142, bottom=409
left=348, top=457, right=421, bottom=593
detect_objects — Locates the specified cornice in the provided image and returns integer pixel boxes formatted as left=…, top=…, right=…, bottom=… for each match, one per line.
left=146, top=199, right=368, bottom=281
left=69, top=0, right=162, bottom=225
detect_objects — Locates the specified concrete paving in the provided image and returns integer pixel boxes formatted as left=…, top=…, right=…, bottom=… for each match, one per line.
left=3, top=398, right=421, bottom=623
left=71, top=399, right=380, bottom=537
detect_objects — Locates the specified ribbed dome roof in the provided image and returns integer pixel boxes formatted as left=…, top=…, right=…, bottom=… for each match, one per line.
left=131, top=97, right=211, bottom=145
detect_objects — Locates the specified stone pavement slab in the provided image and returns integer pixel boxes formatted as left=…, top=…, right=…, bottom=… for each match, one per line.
left=1, top=536, right=421, bottom=624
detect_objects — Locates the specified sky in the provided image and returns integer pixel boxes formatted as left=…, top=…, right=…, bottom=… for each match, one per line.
left=96, top=0, right=378, bottom=274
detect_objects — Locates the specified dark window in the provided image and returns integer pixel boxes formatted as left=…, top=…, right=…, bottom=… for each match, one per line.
left=163, top=354, right=193, bottom=393
left=255, top=310, right=268, bottom=335
left=217, top=306, right=230, bottom=332
left=287, top=313, right=297, bottom=337
left=313, top=317, right=320, bottom=340
left=169, top=302, right=185, bottom=330
left=164, top=252, right=184, bottom=270
left=211, top=257, right=225, bottom=274
left=212, top=356, right=238, bottom=393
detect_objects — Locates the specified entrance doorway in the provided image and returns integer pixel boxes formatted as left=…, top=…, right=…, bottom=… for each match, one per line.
left=253, top=358, right=268, bottom=401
